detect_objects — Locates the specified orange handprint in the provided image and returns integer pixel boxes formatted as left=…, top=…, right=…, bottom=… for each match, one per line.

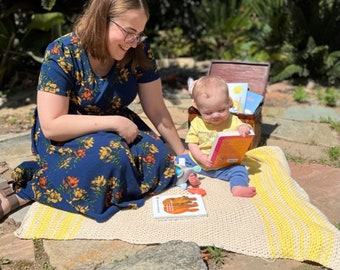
left=162, top=196, right=199, bottom=214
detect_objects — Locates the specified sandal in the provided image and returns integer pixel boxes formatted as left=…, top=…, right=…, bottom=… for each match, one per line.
left=0, top=181, right=20, bottom=221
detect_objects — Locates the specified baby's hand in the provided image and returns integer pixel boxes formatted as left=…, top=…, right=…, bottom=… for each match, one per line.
left=238, top=124, right=252, bottom=137
left=197, top=154, right=213, bottom=168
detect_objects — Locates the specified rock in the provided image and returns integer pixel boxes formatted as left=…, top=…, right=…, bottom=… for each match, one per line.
left=98, top=240, right=207, bottom=270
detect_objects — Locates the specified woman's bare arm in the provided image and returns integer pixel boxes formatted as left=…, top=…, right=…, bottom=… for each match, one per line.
left=37, top=91, right=138, bottom=143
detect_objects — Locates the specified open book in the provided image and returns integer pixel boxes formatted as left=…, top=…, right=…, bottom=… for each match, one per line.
left=208, top=130, right=255, bottom=167
left=152, top=194, right=207, bottom=220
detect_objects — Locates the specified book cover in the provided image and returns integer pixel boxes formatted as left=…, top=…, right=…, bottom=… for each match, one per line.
left=208, top=130, right=255, bottom=167
left=244, top=90, right=264, bottom=114
left=152, top=194, right=207, bottom=219
left=227, top=83, right=248, bottom=114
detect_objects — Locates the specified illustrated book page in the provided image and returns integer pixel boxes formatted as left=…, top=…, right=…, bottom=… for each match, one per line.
left=208, top=130, right=255, bottom=167
left=152, top=194, right=207, bottom=219
left=227, top=82, right=248, bottom=113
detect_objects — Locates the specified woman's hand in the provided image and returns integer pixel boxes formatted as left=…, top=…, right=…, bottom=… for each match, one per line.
left=114, top=117, right=139, bottom=144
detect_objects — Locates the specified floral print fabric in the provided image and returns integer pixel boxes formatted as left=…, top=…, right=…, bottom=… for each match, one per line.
left=13, top=33, right=177, bottom=222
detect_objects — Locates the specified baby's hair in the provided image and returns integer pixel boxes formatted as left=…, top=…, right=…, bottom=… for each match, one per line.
left=191, top=75, right=229, bottom=101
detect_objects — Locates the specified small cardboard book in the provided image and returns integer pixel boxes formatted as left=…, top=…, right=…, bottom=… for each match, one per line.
left=152, top=194, right=207, bottom=219
left=244, top=90, right=264, bottom=114
left=208, top=130, right=255, bottom=167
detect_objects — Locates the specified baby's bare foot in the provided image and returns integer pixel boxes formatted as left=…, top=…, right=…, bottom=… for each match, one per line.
left=188, top=173, right=201, bottom=187
left=231, top=186, right=256, bottom=198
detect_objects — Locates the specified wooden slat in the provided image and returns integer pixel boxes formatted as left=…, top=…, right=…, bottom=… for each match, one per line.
left=208, top=60, right=270, bottom=96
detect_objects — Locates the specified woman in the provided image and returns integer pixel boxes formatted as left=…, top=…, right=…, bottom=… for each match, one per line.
left=0, top=0, right=186, bottom=222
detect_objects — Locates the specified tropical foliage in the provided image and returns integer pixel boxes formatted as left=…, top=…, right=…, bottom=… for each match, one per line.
left=0, top=0, right=339, bottom=90
left=0, top=0, right=82, bottom=88
left=150, top=0, right=340, bottom=86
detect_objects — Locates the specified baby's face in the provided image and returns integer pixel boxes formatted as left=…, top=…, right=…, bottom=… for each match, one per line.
left=197, top=95, right=230, bottom=125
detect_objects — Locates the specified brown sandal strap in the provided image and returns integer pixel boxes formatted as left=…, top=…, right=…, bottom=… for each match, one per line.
left=0, top=181, right=20, bottom=216
left=0, top=182, right=15, bottom=197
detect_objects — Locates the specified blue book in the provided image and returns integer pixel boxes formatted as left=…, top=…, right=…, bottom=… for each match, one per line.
left=244, top=90, right=264, bottom=114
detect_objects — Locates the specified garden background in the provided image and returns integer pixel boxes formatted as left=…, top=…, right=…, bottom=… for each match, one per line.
left=1, top=0, right=339, bottom=101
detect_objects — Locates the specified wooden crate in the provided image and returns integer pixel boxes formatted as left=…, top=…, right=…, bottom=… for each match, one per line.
left=188, top=60, right=270, bottom=149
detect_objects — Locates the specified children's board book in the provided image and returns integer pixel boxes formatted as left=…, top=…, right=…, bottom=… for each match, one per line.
left=152, top=194, right=207, bottom=219
left=227, top=83, right=248, bottom=114
left=208, top=130, right=255, bottom=168
left=244, top=90, right=264, bottom=114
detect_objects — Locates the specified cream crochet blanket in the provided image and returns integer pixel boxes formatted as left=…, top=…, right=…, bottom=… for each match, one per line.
left=15, top=146, right=340, bottom=270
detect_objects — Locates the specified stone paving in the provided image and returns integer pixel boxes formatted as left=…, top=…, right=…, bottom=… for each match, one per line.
left=0, top=81, right=340, bottom=269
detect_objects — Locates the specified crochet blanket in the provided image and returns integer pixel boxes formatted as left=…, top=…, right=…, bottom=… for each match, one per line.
left=15, top=146, right=340, bottom=270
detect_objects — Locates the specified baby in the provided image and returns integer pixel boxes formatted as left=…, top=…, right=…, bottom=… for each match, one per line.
left=176, top=75, right=256, bottom=198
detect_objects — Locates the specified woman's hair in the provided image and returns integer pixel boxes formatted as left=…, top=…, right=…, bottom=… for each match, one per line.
left=74, top=0, right=152, bottom=71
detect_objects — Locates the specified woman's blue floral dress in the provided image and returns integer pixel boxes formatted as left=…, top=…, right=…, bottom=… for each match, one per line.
left=12, top=32, right=177, bottom=222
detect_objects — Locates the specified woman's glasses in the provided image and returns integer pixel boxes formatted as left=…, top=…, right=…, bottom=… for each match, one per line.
left=110, top=20, right=147, bottom=45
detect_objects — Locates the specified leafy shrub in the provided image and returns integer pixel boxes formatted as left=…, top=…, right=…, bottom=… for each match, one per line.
left=268, top=0, right=340, bottom=86
left=151, top=27, right=193, bottom=58
left=318, top=87, right=340, bottom=107
left=293, top=86, right=309, bottom=103
left=0, top=1, right=66, bottom=88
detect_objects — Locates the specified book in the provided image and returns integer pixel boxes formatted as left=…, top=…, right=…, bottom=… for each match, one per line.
left=208, top=130, right=255, bottom=168
left=244, top=90, right=264, bottom=114
left=152, top=194, right=207, bottom=219
left=227, top=83, right=248, bottom=114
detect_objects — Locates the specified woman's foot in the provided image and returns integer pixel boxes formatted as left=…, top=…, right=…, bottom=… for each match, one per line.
left=0, top=181, right=30, bottom=221
left=231, top=185, right=256, bottom=198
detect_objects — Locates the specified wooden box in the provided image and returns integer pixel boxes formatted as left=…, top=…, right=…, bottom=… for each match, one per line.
left=188, top=60, right=270, bottom=149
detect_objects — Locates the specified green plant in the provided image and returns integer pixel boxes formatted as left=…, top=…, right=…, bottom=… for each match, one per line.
left=317, top=157, right=328, bottom=166
left=319, top=87, right=340, bottom=107
left=293, top=85, right=309, bottom=103
left=329, top=120, right=340, bottom=134
left=285, top=153, right=305, bottom=164
left=152, top=27, right=193, bottom=58
left=316, top=87, right=324, bottom=100
left=203, top=245, right=227, bottom=265
left=6, top=115, right=18, bottom=125
left=42, top=262, right=56, bottom=270
left=1, top=258, right=11, bottom=265
left=319, top=117, right=340, bottom=134
left=190, top=0, right=270, bottom=61
left=113, top=255, right=129, bottom=264
left=328, top=146, right=340, bottom=162
left=268, top=0, right=340, bottom=85
left=0, top=1, right=65, bottom=88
